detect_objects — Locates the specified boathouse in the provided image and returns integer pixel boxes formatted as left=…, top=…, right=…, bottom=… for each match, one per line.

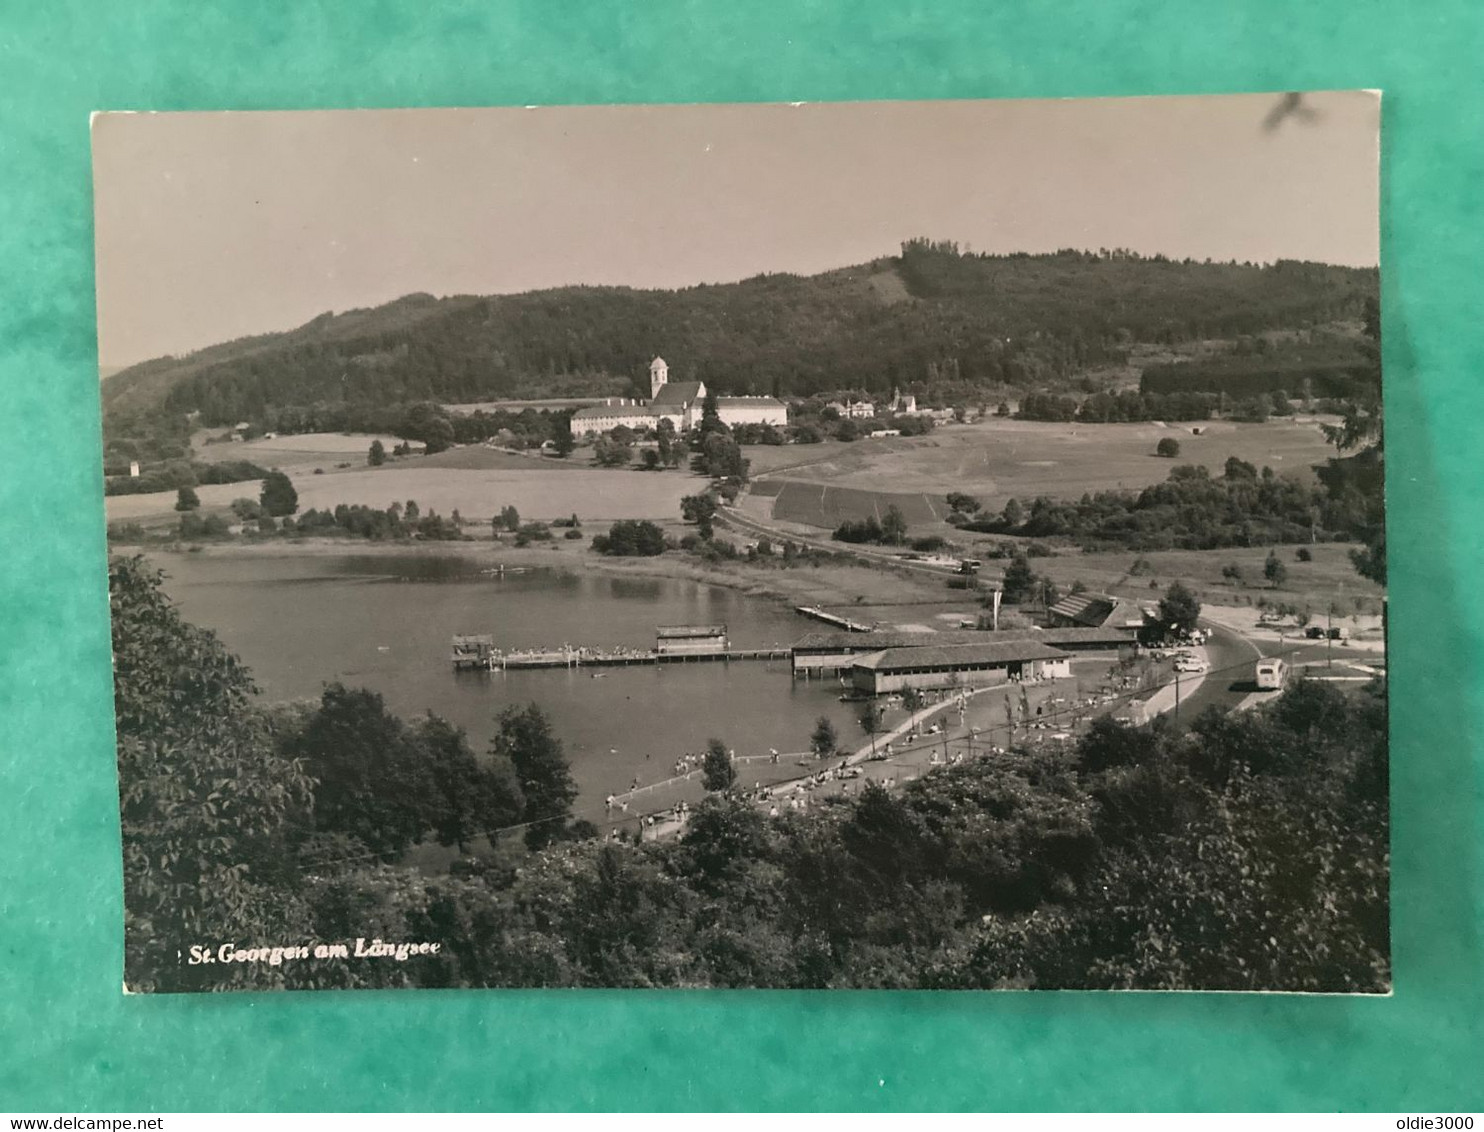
left=792, top=627, right=1132, bottom=676
left=655, top=624, right=730, bottom=655
left=850, top=640, right=1072, bottom=695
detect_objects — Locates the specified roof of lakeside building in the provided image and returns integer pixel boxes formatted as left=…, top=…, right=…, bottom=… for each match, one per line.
left=794, top=629, right=987, bottom=652
left=795, top=627, right=1135, bottom=653
left=852, top=641, right=1071, bottom=672
left=1049, top=592, right=1152, bottom=629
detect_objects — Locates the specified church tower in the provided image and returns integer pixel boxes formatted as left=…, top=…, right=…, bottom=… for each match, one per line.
left=649, top=356, right=669, bottom=399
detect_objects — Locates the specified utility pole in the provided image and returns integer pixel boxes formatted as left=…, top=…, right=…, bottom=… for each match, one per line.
left=1327, top=601, right=1334, bottom=671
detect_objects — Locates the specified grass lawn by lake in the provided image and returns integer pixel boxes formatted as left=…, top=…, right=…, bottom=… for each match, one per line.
left=107, top=462, right=697, bottom=524
left=748, top=415, right=1342, bottom=523
left=1018, top=541, right=1385, bottom=617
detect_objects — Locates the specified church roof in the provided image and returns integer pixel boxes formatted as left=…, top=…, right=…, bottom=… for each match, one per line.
left=651, top=381, right=705, bottom=407
left=650, top=356, right=667, bottom=368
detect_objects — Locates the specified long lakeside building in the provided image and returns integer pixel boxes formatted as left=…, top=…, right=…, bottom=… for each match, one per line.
left=791, top=626, right=1137, bottom=676
left=850, top=640, right=1073, bottom=695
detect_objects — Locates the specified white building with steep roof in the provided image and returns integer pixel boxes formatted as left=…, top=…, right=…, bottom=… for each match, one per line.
left=569, top=357, right=786, bottom=437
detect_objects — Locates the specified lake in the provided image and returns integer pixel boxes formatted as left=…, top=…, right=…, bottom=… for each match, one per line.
left=151, top=550, right=864, bottom=805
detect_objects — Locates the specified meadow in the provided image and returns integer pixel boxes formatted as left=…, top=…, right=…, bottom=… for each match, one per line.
left=749, top=415, right=1342, bottom=522
left=107, top=462, right=692, bottom=525
left=1007, top=541, right=1385, bottom=619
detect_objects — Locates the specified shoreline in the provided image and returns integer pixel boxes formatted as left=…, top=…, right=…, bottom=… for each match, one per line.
left=125, top=534, right=944, bottom=617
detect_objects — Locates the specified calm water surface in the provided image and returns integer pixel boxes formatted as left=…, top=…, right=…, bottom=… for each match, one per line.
left=152, top=551, right=862, bottom=803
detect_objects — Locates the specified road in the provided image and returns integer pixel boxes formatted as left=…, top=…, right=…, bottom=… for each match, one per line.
left=720, top=500, right=970, bottom=584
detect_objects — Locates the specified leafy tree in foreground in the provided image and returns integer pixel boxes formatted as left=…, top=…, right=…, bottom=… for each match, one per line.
left=291, top=684, right=438, bottom=860
left=109, top=555, right=314, bottom=992
left=494, top=703, right=577, bottom=850
left=701, top=739, right=736, bottom=792
left=414, top=713, right=524, bottom=851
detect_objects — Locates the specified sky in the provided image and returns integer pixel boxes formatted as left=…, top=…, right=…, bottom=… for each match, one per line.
left=92, top=92, right=1380, bottom=370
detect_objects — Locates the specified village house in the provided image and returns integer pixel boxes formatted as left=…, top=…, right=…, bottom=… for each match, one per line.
left=826, top=398, right=876, bottom=419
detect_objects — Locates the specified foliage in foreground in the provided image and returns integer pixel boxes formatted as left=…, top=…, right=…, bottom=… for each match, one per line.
left=113, top=556, right=1388, bottom=993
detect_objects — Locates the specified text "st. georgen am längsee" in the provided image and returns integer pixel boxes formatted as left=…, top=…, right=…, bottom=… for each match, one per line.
left=186, top=939, right=441, bottom=966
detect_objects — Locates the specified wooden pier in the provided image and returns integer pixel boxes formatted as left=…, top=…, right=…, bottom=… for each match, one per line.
left=452, top=640, right=789, bottom=671
left=794, top=605, right=874, bottom=633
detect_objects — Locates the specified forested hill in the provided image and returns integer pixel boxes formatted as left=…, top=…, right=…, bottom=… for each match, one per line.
left=102, top=242, right=1378, bottom=428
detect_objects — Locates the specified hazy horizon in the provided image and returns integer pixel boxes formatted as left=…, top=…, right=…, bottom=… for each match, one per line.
left=93, top=93, right=1380, bottom=371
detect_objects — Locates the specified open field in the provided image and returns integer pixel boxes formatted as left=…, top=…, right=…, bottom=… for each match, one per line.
left=748, top=415, right=1342, bottom=522
left=414, top=445, right=581, bottom=472
left=999, top=541, right=1385, bottom=619
left=770, top=481, right=945, bottom=528
left=191, top=430, right=422, bottom=472
left=107, top=464, right=695, bottom=524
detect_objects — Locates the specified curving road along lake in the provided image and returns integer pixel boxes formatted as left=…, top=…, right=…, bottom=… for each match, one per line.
left=149, top=550, right=864, bottom=806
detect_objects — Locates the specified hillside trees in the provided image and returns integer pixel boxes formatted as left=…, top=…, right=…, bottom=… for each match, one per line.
left=107, top=249, right=1376, bottom=437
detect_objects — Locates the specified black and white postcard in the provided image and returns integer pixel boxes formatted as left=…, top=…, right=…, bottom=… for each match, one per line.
left=95, top=93, right=1387, bottom=993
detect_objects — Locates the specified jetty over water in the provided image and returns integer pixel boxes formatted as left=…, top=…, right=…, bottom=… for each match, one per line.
left=794, top=605, right=874, bottom=633
left=451, top=635, right=787, bottom=671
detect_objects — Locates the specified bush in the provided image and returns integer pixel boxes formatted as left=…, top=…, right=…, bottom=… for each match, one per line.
left=592, top=520, right=666, bottom=557
left=910, top=535, right=948, bottom=552
left=1296, top=547, right=1313, bottom=562
left=1156, top=437, right=1181, bottom=458
left=563, top=528, right=585, bottom=540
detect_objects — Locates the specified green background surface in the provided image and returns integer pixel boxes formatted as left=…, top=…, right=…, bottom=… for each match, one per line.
left=1, top=0, right=1481, bottom=1112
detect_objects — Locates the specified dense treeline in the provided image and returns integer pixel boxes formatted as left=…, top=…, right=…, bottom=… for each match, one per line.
left=956, top=451, right=1379, bottom=552
left=112, top=555, right=1387, bottom=992
left=102, top=245, right=1376, bottom=432
left=1017, top=389, right=1219, bottom=423
left=1140, top=328, right=1380, bottom=401
left=103, top=459, right=269, bottom=496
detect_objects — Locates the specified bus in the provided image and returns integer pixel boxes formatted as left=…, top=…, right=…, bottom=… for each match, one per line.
left=1255, top=658, right=1288, bottom=690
